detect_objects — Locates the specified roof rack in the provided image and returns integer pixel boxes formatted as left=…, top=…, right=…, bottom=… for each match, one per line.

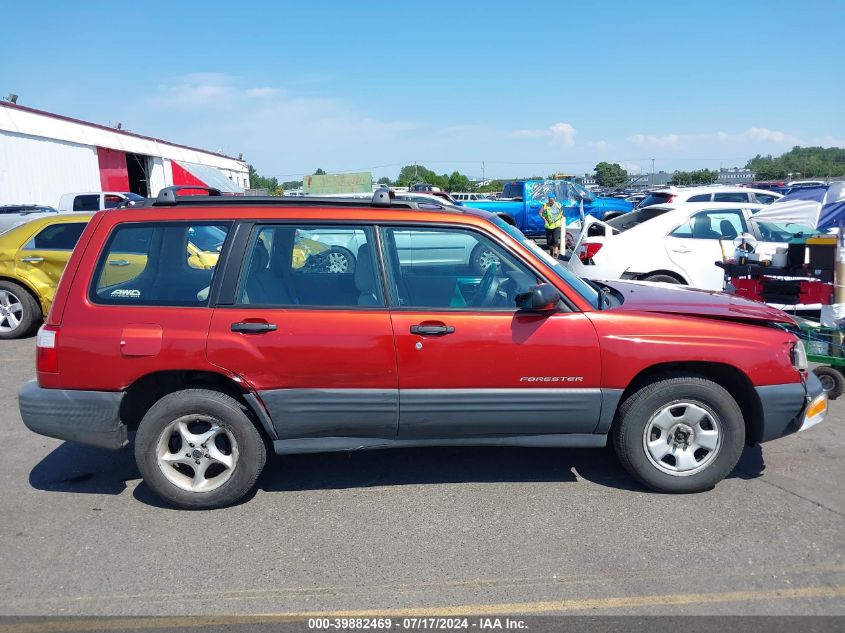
left=146, top=186, right=416, bottom=209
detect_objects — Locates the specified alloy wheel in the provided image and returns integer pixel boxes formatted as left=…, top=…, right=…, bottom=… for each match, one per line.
left=156, top=415, right=239, bottom=493
left=0, top=289, right=24, bottom=333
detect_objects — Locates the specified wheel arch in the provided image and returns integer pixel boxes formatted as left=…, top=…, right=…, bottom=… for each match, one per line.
left=637, top=269, right=689, bottom=284
left=611, top=361, right=763, bottom=445
left=120, top=370, right=276, bottom=439
left=0, top=275, right=45, bottom=315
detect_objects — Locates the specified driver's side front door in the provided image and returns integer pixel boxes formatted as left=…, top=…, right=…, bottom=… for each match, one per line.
left=381, top=225, right=602, bottom=439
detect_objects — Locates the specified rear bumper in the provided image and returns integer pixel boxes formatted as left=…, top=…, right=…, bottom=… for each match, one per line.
left=755, top=372, right=827, bottom=443
left=18, top=380, right=127, bottom=450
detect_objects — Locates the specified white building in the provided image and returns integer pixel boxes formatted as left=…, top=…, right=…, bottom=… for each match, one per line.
left=0, top=100, right=249, bottom=206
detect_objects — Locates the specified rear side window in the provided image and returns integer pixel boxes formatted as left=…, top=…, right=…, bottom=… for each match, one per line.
left=73, top=195, right=100, bottom=211
left=91, top=222, right=231, bottom=306
left=686, top=193, right=712, bottom=202
left=713, top=192, right=750, bottom=203
left=23, top=223, right=87, bottom=250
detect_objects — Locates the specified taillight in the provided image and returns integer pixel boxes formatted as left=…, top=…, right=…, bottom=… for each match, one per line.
left=666, top=195, right=675, bottom=203
left=36, top=325, right=59, bottom=373
left=579, top=242, right=603, bottom=263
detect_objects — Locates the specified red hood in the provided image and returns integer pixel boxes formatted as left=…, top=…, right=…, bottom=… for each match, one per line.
left=600, top=279, right=796, bottom=325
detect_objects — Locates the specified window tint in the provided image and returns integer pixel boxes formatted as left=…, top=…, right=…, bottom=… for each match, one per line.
left=103, top=195, right=123, bottom=209
left=670, top=210, right=747, bottom=240
left=24, top=222, right=87, bottom=250
left=639, top=192, right=672, bottom=207
left=73, top=195, right=100, bottom=212
left=713, top=192, right=750, bottom=203
left=754, top=193, right=778, bottom=205
left=686, top=193, right=712, bottom=202
left=501, top=182, right=524, bottom=199
left=236, top=225, right=379, bottom=307
left=383, top=227, right=539, bottom=309
left=92, top=222, right=231, bottom=306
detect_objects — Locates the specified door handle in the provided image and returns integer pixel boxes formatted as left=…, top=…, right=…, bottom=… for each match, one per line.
left=20, top=256, right=44, bottom=263
left=109, top=259, right=131, bottom=267
left=231, top=321, right=277, bottom=333
left=671, top=246, right=691, bottom=253
left=410, top=324, right=455, bottom=336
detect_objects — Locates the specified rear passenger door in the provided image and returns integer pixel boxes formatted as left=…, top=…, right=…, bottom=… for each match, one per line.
left=15, top=221, right=88, bottom=307
left=206, top=223, right=399, bottom=440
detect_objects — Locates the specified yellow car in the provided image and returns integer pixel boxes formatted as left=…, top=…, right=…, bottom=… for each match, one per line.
left=0, top=214, right=93, bottom=339
left=0, top=216, right=334, bottom=339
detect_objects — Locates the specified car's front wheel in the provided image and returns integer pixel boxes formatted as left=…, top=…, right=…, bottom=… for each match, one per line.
left=613, top=376, right=745, bottom=493
left=135, top=389, right=266, bottom=509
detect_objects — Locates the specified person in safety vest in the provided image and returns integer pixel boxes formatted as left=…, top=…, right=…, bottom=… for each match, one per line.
left=540, top=192, right=564, bottom=258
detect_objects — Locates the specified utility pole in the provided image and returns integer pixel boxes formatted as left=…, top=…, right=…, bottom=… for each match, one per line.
left=481, top=161, right=485, bottom=184
left=651, top=158, right=655, bottom=187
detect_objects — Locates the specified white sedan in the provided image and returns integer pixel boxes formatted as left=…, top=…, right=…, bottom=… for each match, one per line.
left=566, top=202, right=814, bottom=291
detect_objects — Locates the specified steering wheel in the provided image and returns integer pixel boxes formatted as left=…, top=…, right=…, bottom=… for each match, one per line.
left=472, top=264, right=501, bottom=307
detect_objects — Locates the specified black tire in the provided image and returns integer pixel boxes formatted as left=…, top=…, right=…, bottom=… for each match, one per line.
left=470, top=243, right=501, bottom=274
left=0, top=280, right=40, bottom=340
left=135, top=389, right=267, bottom=510
left=613, top=376, right=745, bottom=493
left=813, top=366, right=844, bottom=400
left=326, top=246, right=356, bottom=274
left=643, top=273, right=682, bottom=284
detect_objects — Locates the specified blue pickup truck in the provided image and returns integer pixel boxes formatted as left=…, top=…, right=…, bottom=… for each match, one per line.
left=462, top=180, right=632, bottom=237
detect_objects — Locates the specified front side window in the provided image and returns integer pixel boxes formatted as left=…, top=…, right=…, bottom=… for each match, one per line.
left=236, top=225, right=380, bottom=307
left=754, top=193, right=778, bottom=205
left=382, top=226, right=540, bottom=310
left=92, top=222, right=231, bottom=306
left=73, top=195, right=100, bottom=212
left=670, top=210, right=747, bottom=240
left=23, top=222, right=87, bottom=250
left=103, top=195, right=124, bottom=209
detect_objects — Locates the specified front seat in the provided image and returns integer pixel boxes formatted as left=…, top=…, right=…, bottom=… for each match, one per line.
left=692, top=215, right=721, bottom=240
left=355, top=244, right=380, bottom=306
left=719, top=219, right=738, bottom=240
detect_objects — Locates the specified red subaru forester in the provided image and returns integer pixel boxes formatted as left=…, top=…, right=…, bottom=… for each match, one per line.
left=18, top=188, right=826, bottom=509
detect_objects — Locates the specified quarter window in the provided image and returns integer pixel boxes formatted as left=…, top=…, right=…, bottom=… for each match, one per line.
left=92, top=222, right=231, bottom=306
left=382, top=227, right=539, bottom=309
left=236, top=225, right=380, bottom=307
left=23, top=223, right=87, bottom=250
left=686, top=193, right=712, bottom=202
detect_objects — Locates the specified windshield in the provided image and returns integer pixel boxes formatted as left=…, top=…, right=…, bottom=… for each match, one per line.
left=571, top=182, right=595, bottom=202
left=607, top=206, right=670, bottom=232
left=489, top=216, right=600, bottom=309
left=755, top=221, right=815, bottom=242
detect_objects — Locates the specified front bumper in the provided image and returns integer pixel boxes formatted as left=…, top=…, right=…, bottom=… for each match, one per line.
left=754, top=372, right=827, bottom=443
left=18, top=380, right=127, bottom=450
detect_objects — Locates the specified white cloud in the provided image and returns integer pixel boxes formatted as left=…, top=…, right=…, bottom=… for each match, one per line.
left=820, top=135, right=845, bottom=148
left=246, top=87, right=281, bottom=97
left=588, top=140, right=611, bottom=150
left=628, top=133, right=680, bottom=147
left=512, top=122, right=576, bottom=146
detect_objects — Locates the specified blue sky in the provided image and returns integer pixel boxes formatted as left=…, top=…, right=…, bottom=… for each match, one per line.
left=4, top=0, right=844, bottom=180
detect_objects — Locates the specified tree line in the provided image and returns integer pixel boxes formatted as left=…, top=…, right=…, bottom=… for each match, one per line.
left=246, top=146, right=844, bottom=193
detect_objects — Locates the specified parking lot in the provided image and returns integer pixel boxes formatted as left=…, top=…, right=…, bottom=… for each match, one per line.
left=0, top=335, right=842, bottom=617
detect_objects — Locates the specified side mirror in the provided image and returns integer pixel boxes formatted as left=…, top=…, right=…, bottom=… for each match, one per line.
left=515, top=283, right=560, bottom=312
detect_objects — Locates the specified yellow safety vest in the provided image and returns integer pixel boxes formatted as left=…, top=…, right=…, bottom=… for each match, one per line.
left=541, top=201, right=563, bottom=229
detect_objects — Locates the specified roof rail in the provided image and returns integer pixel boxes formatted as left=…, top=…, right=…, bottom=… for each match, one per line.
left=155, top=186, right=222, bottom=205
left=144, top=186, right=419, bottom=210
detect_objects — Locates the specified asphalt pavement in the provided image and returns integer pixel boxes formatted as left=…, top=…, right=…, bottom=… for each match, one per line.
left=0, top=335, right=842, bottom=617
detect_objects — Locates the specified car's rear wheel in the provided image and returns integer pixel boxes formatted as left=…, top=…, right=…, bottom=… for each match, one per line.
left=613, top=376, right=745, bottom=493
left=813, top=366, right=844, bottom=400
left=135, top=389, right=266, bottom=509
left=0, top=281, right=40, bottom=340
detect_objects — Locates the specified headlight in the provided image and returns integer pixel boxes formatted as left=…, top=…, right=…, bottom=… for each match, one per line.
left=791, top=339, right=808, bottom=372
